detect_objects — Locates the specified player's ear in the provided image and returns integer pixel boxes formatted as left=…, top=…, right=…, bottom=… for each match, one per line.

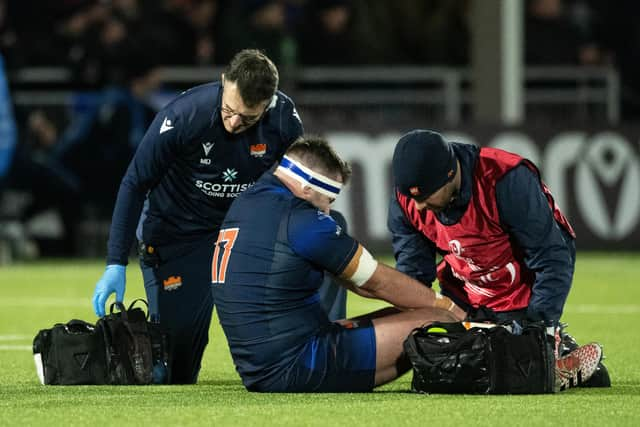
left=301, top=184, right=313, bottom=198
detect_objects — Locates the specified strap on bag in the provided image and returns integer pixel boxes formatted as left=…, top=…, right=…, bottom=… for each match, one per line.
left=127, top=299, right=150, bottom=320
left=64, top=319, right=96, bottom=333
left=108, top=299, right=150, bottom=319
left=105, top=302, right=138, bottom=376
left=105, top=299, right=154, bottom=384
left=108, top=299, right=151, bottom=355
left=108, top=302, right=138, bottom=357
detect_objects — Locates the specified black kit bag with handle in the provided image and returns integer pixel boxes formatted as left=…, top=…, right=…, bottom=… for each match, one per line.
left=403, top=321, right=555, bottom=394
left=33, top=319, right=108, bottom=385
left=98, top=299, right=165, bottom=385
left=33, top=299, right=170, bottom=385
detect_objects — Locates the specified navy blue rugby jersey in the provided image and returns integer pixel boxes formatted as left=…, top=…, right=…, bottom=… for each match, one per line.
left=212, top=172, right=359, bottom=388
left=106, top=82, right=303, bottom=265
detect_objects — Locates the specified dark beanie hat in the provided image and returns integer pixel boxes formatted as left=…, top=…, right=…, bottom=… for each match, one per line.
left=392, top=130, right=458, bottom=198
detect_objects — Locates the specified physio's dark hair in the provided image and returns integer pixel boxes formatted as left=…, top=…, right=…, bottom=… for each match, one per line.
left=224, top=49, right=279, bottom=107
left=285, top=136, right=352, bottom=184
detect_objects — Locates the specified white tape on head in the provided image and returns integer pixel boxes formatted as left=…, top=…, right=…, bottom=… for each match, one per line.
left=277, top=156, right=343, bottom=198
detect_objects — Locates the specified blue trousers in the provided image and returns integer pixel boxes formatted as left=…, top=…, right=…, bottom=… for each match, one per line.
left=140, top=236, right=214, bottom=384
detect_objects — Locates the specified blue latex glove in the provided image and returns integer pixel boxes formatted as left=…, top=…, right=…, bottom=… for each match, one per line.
left=92, top=264, right=126, bottom=317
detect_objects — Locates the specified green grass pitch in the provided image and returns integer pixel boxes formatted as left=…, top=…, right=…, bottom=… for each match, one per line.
left=1, top=253, right=639, bottom=426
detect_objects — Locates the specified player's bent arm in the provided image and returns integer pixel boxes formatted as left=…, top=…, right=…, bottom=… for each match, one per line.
left=338, top=244, right=466, bottom=320
left=362, top=263, right=466, bottom=320
left=339, top=278, right=379, bottom=300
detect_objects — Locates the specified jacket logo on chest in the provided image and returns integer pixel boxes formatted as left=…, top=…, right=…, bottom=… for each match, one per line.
left=200, top=142, right=215, bottom=165
left=202, top=142, right=215, bottom=156
left=250, top=143, right=267, bottom=157
left=222, top=168, right=238, bottom=182
left=448, top=239, right=480, bottom=272
left=448, top=239, right=463, bottom=257
left=159, top=117, right=174, bottom=134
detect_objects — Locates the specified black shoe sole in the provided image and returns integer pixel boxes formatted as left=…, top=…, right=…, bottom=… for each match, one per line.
left=581, top=362, right=611, bottom=387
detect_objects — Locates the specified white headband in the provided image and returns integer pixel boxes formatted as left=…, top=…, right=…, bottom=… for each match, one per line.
left=277, top=155, right=343, bottom=198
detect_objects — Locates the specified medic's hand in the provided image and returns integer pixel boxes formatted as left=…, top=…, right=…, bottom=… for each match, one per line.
left=92, top=264, right=126, bottom=317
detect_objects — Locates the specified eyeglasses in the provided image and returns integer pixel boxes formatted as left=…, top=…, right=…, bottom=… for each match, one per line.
left=220, top=104, right=263, bottom=126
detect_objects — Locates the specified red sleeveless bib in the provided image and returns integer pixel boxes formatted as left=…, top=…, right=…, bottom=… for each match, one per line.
left=397, top=147, right=575, bottom=311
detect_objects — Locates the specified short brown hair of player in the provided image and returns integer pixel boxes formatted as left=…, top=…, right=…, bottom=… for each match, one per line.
left=285, top=136, right=352, bottom=185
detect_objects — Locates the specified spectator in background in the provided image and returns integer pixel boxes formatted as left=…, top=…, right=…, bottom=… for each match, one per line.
left=346, top=0, right=469, bottom=65
left=47, top=1, right=120, bottom=87
left=4, top=0, right=223, bottom=70
left=2, top=0, right=92, bottom=69
left=345, top=0, right=404, bottom=64
left=187, top=0, right=219, bottom=65
left=525, top=0, right=603, bottom=65
left=297, top=0, right=356, bottom=65
left=53, top=46, right=162, bottom=216
left=0, top=52, right=16, bottom=195
left=68, top=3, right=141, bottom=87
left=394, top=0, right=469, bottom=65
left=587, top=0, right=640, bottom=118
left=216, top=1, right=305, bottom=66
left=52, top=0, right=208, bottom=85
left=0, top=50, right=28, bottom=259
left=1, top=53, right=81, bottom=256
left=0, top=0, right=19, bottom=68
left=140, top=0, right=220, bottom=66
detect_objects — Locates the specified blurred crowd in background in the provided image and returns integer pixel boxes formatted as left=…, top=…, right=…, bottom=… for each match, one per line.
left=1, top=0, right=640, bottom=260
left=2, top=0, right=639, bottom=78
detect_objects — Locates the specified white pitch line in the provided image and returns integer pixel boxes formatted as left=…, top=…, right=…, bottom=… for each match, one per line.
left=564, top=304, right=640, bottom=314
left=0, top=305, right=637, bottom=351
left=4, top=299, right=639, bottom=312
left=0, top=345, right=31, bottom=351
left=0, top=335, right=32, bottom=350
left=0, top=335, right=31, bottom=341
left=0, top=297, right=102, bottom=307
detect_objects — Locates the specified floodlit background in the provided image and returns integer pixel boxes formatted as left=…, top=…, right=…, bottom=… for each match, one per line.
left=1, top=0, right=639, bottom=258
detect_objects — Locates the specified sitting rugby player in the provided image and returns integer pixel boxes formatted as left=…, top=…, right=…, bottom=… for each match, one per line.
left=212, top=136, right=467, bottom=392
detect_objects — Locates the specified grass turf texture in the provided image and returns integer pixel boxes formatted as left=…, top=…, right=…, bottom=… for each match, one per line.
left=1, top=254, right=639, bottom=426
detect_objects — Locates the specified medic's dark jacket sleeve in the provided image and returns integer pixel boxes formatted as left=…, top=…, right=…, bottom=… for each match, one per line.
left=496, top=165, right=575, bottom=324
left=387, top=195, right=438, bottom=287
left=106, top=106, right=184, bottom=265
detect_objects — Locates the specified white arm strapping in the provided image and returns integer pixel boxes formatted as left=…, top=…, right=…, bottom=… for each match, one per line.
left=351, top=247, right=378, bottom=287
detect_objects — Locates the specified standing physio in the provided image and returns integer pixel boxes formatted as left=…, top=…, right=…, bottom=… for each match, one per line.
left=91, top=49, right=345, bottom=383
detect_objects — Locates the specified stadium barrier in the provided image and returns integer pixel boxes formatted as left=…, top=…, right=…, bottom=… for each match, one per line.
left=10, top=65, right=619, bottom=125
left=4, top=66, right=633, bottom=256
